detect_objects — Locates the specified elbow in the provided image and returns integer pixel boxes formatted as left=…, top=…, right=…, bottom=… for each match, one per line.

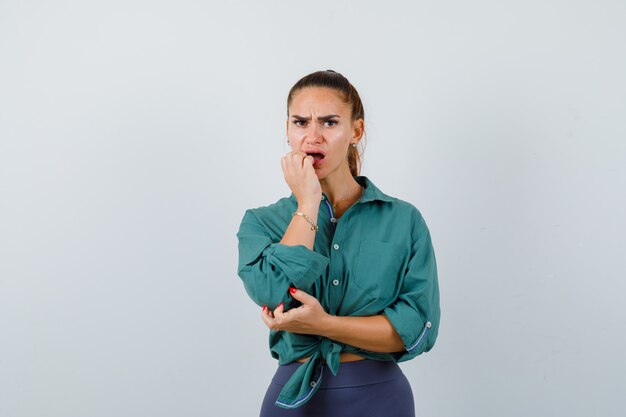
left=379, top=312, right=406, bottom=353
left=371, top=333, right=404, bottom=354
left=243, top=284, right=284, bottom=310
left=371, top=321, right=405, bottom=353
left=238, top=266, right=284, bottom=309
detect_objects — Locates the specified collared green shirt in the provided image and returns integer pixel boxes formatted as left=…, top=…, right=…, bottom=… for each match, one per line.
left=236, top=176, right=440, bottom=409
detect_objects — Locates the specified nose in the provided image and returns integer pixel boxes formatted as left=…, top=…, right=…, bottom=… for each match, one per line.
left=304, top=123, right=322, bottom=144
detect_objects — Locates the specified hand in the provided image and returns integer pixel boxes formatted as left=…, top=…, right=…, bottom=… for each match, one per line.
left=281, top=151, right=322, bottom=207
left=261, top=287, right=330, bottom=335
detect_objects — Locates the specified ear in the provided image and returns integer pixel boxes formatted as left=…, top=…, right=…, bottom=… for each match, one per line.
left=352, top=118, right=364, bottom=143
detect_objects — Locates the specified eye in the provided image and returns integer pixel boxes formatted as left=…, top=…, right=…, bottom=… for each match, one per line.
left=324, top=120, right=338, bottom=127
left=293, top=120, right=306, bottom=127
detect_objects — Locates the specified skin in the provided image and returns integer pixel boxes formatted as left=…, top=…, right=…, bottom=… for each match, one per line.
left=260, top=87, right=405, bottom=357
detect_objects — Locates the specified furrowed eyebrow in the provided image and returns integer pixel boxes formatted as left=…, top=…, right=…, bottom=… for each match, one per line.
left=291, top=114, right=341, bottom=121
left=318, top=115, right=340, bottom=122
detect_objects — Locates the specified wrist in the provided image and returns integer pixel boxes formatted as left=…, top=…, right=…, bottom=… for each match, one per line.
left=297, top=191, right=322, bottom=208
left=297, top=202, right=319, bottom=215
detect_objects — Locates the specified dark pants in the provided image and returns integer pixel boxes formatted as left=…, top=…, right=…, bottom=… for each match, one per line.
left=259, top=359, right=415, bottom=417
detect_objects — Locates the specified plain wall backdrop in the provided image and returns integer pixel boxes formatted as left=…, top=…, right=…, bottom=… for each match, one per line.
left=1, top=1, right=625, bottom=416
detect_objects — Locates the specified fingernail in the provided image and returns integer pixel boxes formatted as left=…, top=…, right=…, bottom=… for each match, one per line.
left=289, top=287, right=297, bottom=294
left=262, top=305, right=267, bottom=311
left=277, top=302, right=284, bottom=309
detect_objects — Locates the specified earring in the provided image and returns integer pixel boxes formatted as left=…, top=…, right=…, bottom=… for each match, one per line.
left=351, top=143, right=357, bottom=148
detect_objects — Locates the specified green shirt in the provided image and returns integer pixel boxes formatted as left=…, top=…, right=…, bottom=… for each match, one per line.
left=236, top=176, right=440, bottom=409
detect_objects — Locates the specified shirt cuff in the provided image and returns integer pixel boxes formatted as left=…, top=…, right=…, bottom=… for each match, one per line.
left=383, top=301, right=435, bottom=361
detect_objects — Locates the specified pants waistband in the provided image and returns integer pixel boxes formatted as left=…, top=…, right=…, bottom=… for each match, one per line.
left=271, top=359, right=403, bottom=389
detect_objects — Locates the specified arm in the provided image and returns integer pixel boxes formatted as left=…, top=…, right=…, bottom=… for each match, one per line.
left=381, top=209, right=440, bottom=360
left=280, top=151, right=322, bottom=250
left=319, top=314, right=404, bottom=353
left=262, top=288, right=405, bottom=353
left=236, top=152, right=325, bottom=309
left=280, top=201, right=319, bottom=249
left=237, top=211, right=328, bottom=309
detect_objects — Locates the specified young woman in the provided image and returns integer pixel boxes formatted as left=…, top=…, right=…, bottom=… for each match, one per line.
left=236, top=70, right=440, bottom=417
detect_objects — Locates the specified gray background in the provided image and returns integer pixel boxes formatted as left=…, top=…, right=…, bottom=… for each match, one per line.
left=1, top=1, right=625, bottom=416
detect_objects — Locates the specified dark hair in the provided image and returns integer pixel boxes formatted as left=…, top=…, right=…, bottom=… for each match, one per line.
left=287, top=70, right=365, bottom=177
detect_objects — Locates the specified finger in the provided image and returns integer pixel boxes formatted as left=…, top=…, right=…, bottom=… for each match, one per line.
left=291, top=151, right=306, bottom=164
left=295, top=153, right=312, bottom=174
left=303, top=158, right=317, bottom=176
left=261, top=306, right=274, bottom=328
left=281, top=156, right=292, bottom=181
left=286, top=152, right=304, bottom=174
left=263, top=304, right=276, bottom=320
left=289, top=287, right=317, bottom=304
left=282, top=154, right=299, bottom=183
left=274, top=302, right=285, bottom=318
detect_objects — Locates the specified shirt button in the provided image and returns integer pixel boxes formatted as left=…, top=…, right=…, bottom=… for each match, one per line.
left=310, top=381, right=317, bottom=387
left=333, top=244, right=339, bottom=250
left=332, top=279, right=339, bottom=286
left=330, top=217, right=337, bottom=223
left=426, top=321, right=432, bottom=328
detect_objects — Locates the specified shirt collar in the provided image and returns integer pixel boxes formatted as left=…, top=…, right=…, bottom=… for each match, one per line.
left=354, top=176, right=395, bottom=204
left=288, top=176, right=394, bottom=205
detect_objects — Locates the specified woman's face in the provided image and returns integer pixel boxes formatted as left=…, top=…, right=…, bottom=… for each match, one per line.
left=287, top=87, right=363, bottom=180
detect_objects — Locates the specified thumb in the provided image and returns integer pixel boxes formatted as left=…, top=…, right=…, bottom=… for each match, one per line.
left=289, top=286, right=316, bottom=304
left=302, top=157, right=314, bottom=176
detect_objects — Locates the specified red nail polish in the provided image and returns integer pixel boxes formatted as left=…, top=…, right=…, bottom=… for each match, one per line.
left=289, top=287, right=297, bottom=294
left=277, top=302, right=284, bottom=309
left=262, top=305, right=267, bottom=311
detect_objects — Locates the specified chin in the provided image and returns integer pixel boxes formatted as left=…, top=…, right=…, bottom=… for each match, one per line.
left=314, top=162, right=344, bottom=181
left=314, top=170, right=328, bottom=180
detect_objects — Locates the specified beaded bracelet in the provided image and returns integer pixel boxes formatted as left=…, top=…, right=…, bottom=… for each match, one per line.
left=292, top=212, right=318, bottom=231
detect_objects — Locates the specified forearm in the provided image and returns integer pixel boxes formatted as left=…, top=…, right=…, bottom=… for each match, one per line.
left=280, top=203, right=319, bottom=249
left=319, top=314, right=405, bottom=353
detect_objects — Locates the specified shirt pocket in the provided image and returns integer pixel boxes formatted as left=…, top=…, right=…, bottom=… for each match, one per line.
left=351, top=240, right=406, bottom=305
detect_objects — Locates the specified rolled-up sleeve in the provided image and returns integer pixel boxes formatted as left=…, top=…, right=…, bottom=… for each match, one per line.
left=383, top=209, right=440, bottom=362
left=237, top=210, right=329, bottom=309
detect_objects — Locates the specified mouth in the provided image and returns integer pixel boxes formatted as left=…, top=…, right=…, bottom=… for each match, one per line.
left=306, top=152, right=325, bottom=162
left=305, top=152, right=326, bottom=169
left=303, top=149, right=326, bottom=168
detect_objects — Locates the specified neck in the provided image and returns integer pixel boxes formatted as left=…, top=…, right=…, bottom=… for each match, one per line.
left=319, top=166, right=361, bottom=204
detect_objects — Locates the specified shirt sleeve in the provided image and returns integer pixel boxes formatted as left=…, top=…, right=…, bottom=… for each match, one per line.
left=383, top=209, right=440, bottom=362
left=236, top=209, right=330, bottom=309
